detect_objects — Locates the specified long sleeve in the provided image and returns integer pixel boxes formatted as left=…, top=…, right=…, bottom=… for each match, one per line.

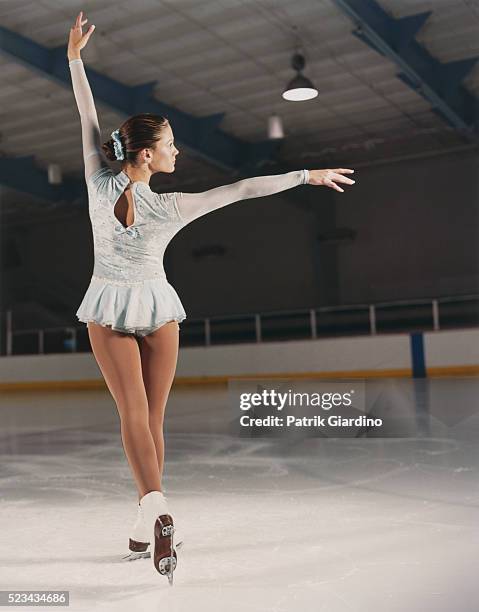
left=69, top=58, right=109, bottom=180
left=175, top=169, right=309, bottom=225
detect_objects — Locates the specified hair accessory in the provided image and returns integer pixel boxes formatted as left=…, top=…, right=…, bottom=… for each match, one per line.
left=111, top=129, right=124, bottom=160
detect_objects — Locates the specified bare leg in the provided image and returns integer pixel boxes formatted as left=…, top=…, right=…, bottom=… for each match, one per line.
left=138, top=321, right=180, bottom=500
left=87, top=322, right=162, bottom=497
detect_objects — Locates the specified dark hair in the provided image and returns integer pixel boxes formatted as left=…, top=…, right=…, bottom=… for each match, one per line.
left=102, top=113, right=170, bottom=163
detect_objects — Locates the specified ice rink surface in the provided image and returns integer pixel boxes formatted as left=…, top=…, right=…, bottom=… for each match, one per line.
left=1, top=377, right=478, bottom=612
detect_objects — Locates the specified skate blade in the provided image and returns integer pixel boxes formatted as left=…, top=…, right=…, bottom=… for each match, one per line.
left=122, top=550, right=151, bottom=561
left=122, top=541, right=181, bottom=561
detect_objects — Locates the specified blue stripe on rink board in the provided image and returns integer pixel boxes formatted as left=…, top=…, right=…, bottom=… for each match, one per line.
left=410, top=332, right=426, bottom=378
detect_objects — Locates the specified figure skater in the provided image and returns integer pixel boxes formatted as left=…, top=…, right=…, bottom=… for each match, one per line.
left=68, top=11, right=355, bottom=585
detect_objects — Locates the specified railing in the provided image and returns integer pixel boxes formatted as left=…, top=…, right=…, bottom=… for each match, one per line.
left=1, top=294, right=478, bottom=356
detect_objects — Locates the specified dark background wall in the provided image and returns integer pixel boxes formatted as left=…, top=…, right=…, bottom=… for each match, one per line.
left=1, top=150, right=478, bottom=327
left=334, top=150, right=479, bottom=304
left=166, top=185, right=338, bottom=317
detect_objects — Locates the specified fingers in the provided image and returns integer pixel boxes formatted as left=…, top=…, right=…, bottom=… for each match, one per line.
left=82, top=24, right=95, bottom=42
left=324, top=179, right=344, bottom=193
left=74, top=11, right=87, bottom=28
left=316, top=168, right=356, bottom=192
left=332, top=172, right=355, bottom=185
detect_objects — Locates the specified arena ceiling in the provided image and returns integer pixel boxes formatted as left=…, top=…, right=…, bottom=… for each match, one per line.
left=0, top=0, right=478, bottom=216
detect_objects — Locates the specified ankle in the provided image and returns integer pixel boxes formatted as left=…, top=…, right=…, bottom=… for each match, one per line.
left=139, top=488, right=163, bottom=500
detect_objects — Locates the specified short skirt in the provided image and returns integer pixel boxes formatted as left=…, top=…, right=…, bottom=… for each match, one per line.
left=76, top=275, right=186, bottom=337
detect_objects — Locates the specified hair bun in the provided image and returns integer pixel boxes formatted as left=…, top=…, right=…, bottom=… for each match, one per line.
left=100, top=115, right=169, bottom=164
left=101, top=139, right=117, bottom=162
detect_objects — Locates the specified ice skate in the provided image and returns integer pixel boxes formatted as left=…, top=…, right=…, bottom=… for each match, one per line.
left=122, top=500, right=184, bottom=562
left=139, top=491, right=177, bottom=585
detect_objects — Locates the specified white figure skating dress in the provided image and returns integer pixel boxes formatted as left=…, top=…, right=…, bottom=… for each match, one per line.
left=69, top=58, right=309, bottom=337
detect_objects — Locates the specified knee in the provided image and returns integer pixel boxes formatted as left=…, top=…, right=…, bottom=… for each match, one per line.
left=148, top=413, right=165, bottom=431
left=117, top=401, right=149, bottom=427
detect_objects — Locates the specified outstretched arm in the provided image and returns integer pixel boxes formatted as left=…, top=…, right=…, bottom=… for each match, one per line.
left=175, top=168, right=355, bottom=225
left=176, top=170, right=309, bottom=224
left=68, top=11, right=108, bottom=180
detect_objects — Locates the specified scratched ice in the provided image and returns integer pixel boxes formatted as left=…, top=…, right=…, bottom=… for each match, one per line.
left=0, top=378, right=478, bottom=612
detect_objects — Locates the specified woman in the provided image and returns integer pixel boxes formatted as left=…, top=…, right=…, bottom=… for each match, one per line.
left=68, top=11, right=355, bottom=584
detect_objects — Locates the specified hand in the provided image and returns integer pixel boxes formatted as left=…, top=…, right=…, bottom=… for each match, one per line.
left=308, top=168, right=355, bottom=192
left=67, top=11, right=95, bottom=60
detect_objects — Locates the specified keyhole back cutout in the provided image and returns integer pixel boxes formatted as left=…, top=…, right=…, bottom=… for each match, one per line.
left=114, top=185, right=136, bottom=229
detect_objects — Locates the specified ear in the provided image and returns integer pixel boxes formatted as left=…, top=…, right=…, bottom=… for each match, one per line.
left=137, top=148, right=148, bottom=164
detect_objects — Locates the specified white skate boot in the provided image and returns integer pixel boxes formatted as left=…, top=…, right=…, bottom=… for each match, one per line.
left=122, top=500, right=184, bottom=562
left=122, top=502, right=151, bottom=561
left=139, top=490, right=177, bottom=585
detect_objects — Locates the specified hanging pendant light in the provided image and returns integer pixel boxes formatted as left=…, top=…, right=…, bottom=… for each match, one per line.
left=267, top=113, right=284, bottom=139
left=48, top=163, right=62, bottom=185
left=282, top=52, right=318, bottom=101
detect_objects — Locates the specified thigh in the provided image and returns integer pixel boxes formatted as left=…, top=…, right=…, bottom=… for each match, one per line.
left=87, top=322, right=148, bottom=419
left=138, top=321, right=179, bottom=420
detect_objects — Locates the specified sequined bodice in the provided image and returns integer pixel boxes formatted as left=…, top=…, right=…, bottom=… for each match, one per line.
left=87, top=167, right=185, bottom=282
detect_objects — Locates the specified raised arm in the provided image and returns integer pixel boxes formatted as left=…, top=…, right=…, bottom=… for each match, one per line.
left=176, top=169, right=309, bottom=225
left=67, top=11, right=108, bottom=180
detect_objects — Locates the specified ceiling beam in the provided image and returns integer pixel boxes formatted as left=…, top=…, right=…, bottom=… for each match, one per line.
left=331, top=0, right=479, bottom=140
left=0, top=155, right=84, bottom=203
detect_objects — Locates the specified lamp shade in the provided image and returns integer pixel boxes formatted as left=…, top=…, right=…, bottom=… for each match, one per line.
left=282, top=73, right=318, bottom=101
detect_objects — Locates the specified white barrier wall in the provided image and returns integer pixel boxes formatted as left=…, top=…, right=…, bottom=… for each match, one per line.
left=176, top=333, right=410, bottom=378
left=424, top=329, right=479, bottom=367
left=0, top=329, right=477, bottom=388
